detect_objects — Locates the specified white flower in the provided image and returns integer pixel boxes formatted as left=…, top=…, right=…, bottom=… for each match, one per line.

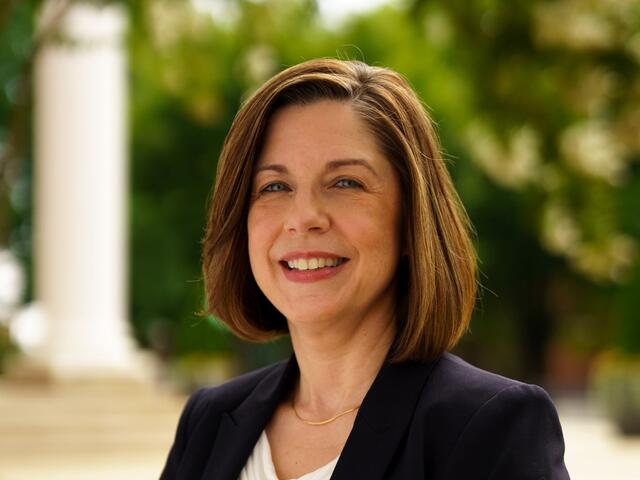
left=541, top=201, right=581, bottom=254
left=560, top=120, right=626, bottom=185
left=465, top=123, right=542, bottom=189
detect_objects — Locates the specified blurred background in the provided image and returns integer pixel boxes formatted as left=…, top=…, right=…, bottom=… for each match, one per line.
left=0, top=0, right=639, bottom=478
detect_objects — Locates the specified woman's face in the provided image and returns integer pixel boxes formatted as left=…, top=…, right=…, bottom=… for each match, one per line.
left=247, top=100, right=402, bottom=330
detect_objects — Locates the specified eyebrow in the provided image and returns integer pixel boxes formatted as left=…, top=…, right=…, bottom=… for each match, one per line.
left=254, top=158, right=379, bottom=177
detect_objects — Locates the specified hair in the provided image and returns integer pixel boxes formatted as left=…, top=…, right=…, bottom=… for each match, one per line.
left=202, top=58, right=477, bottom=363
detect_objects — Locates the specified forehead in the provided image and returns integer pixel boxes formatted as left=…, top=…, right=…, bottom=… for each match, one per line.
left=256, top=100, right=386, bottom=169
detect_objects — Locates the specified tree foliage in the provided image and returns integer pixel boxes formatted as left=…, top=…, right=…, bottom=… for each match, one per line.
left=1, top=0, right=639, bottom=378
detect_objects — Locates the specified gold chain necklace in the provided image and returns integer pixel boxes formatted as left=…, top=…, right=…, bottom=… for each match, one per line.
left=291, top=399, right=360, bottom=426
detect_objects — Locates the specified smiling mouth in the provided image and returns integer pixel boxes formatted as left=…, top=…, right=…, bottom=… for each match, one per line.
left=280, top=257, right=349, bottom=271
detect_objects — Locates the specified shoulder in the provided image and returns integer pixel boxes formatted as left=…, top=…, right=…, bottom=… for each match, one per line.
left=160, top=359, right=289, bottom=479
left=420, top=352, right=560, bottom=440
left=416, top=353, right=568, bottom=479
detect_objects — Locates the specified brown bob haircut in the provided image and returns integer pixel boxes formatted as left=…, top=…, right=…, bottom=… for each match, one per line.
left=203, top=58, right=477, bottom=363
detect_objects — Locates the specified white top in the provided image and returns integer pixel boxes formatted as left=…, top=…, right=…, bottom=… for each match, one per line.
left=238, top=430, right=340, bottom=480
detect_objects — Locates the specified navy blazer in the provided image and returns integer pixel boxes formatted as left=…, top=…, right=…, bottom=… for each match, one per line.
left=160, top=352, right=570, bottom=479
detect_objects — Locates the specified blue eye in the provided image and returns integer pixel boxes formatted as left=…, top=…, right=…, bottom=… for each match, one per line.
left=335, top=178, right=362, bottom=189
left=261, top=182, right=288, bottom=193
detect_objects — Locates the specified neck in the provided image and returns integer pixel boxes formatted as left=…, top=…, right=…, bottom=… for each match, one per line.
left=287, top=302, right=397, bottom=419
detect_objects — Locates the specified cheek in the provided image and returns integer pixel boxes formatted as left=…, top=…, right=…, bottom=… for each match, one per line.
left=247, top=206, right=280, bottom=266
left=340, top=201, right=402, bottom=262
left=373, top=203, right=402, bottom=270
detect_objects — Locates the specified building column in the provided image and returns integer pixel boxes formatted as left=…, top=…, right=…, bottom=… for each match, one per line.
left=31, top=0, right=145, bottom=380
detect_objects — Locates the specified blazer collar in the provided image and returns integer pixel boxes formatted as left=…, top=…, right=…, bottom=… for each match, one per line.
left=201, top=355, right=296, bottom=480
left=333, top=356, right=439, bottom=478
left=202, top=353, right=439, bottom=480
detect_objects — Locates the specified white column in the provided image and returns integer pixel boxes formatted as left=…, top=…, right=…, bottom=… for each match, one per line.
left=32, top=1, right=144, bottom=380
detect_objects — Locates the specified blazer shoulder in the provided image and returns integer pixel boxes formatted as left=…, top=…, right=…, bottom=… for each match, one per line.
left=431, top=354, right=569, bottom=479
left=419, top=352, right=559, bottom=441
left=160, top=359, right=290, bottom=480
left=418, top=353, right=568, bottom=479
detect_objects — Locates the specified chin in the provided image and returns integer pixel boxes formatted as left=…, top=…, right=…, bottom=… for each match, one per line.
left=283, top=306, right=343, bottom=327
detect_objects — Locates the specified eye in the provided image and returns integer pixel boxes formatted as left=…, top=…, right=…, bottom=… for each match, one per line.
left=260, top=182, right=289, bottom=193
left=334, top=178, right=363, bottom=189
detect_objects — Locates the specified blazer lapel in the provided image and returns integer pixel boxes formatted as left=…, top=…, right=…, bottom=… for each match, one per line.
left=201, top=355, right=298, bottom=480
left=200, top=353, right=438, bottom=480
left=331, top=358, right=439, bottom=479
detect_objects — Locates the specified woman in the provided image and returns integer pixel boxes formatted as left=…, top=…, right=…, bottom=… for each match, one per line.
left=161, top=59, right=570, bottom=480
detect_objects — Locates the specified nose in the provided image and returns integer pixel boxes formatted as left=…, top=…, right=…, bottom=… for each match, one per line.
left=284, top=189, right=330, bottom=234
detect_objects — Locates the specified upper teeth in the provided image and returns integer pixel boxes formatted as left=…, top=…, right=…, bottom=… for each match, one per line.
left=287, top=257, right=344, bottom=270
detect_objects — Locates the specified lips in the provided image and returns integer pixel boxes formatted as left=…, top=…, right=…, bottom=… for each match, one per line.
left=278, top=251, right=350, bottom=283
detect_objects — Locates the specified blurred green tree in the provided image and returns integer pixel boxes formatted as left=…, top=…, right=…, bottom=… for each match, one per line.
left=2, top=0, right=638, bottom=382
left=408, top=0, right=640, bottom=381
